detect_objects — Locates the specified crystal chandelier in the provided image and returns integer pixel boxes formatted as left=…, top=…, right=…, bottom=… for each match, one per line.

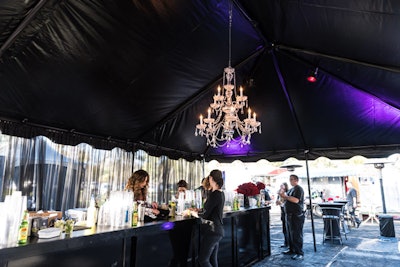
left=195, top=1, right=261, bottom=148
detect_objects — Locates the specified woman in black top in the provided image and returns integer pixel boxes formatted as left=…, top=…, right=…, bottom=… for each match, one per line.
left=193, top=169, right=225, bottom=267
left=276, top=182, right=289, bottom=247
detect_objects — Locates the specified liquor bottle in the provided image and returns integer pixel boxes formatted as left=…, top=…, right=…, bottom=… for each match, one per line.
left=18, top=210, right=29, bottom=245
left=233, top=193, right=239, bottom=211
left=235, top=195, right=240, bottom=210
left=170, top=201, right=176, bottom=218
left=132, top=202, right=138, bottom=226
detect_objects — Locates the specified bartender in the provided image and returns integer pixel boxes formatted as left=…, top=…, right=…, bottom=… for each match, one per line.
left=175, top=179, right=188, bottom=199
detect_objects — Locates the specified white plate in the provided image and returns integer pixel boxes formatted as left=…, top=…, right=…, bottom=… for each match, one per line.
left=38, top=228, right=61, bottom=239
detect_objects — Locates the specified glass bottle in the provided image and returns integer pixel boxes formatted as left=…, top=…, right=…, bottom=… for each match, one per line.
left=233, top=193, right=239, bottom=211
left=132, top=202, right=138, bottom=226
left=170, top=201, right=176, bottom=218
left=18, top=210, right=29, bottom=245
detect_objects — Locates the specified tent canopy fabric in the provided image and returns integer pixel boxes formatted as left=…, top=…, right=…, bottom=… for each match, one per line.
left=1, top=0, right=400, bottom=162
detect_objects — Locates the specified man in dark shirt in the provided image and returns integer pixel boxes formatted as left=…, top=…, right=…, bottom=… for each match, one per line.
left=346, top=181, right=361, bottom=228
left=279, top=174, right=305, bottom=260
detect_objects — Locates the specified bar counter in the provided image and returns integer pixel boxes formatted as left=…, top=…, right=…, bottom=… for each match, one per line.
left=0, top=206, right=270, bottom=267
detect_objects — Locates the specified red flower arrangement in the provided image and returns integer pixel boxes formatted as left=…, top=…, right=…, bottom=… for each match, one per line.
left=236, top=182, right=266, bottom=196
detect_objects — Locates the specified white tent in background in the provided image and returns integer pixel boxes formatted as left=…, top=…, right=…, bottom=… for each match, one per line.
left=273, top=166, right=362, bottom=181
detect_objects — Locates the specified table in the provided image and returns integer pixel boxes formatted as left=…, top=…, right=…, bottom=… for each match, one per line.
left=318, top=203, right=347, bottom=244
left=334, top=200, right=350, bottom=232
left=333, top=200, right=348, bottom=207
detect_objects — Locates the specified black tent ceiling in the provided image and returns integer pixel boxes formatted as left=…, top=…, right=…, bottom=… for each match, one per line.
left=1, top=0, right=400, bottom=162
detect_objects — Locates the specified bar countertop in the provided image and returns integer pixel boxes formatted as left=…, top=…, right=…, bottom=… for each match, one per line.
left=0, top=206, right=271, bottom=267
left=1, top=206, right=269, bottom=250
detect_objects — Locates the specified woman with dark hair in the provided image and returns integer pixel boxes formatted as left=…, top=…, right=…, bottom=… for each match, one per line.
left=276, top=182, right=289, bottom=248
left=198, top=176, right=211, bottom=203
left=192, top=169, right=225, bottom=267
left=175, top=179, right=189, bottom=199
left=125, top=169, right=169, bottom=221
left=126, top=169, right=150, bottom=202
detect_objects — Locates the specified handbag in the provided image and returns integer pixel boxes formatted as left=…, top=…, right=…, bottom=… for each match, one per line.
left=200, top=218, right=215, bottom=232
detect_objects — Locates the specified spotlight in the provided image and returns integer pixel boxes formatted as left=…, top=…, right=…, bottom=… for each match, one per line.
left=307, top=67, right=318, bottom=83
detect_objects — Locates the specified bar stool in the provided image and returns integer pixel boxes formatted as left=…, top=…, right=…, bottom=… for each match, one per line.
left=321, top=207, right=343, bottom=244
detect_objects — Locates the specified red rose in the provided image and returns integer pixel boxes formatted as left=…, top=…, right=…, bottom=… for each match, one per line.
left=236, top=182, right=261, bottom=196
left=256, top=182, right=265, bottom=191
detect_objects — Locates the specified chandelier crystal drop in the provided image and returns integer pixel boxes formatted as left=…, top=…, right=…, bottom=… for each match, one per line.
left=195, top=1, right=261, bottom=148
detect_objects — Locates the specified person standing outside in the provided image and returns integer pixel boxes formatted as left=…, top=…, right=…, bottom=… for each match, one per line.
left=263, top=185, right=272, bottom=204
left=279, top=174, right=305, bottom=261
left=276, top=182, right=289, bottom=248
left=192, top=170, right=225, bottom=267
left=346, top=182, right=361, bottom=228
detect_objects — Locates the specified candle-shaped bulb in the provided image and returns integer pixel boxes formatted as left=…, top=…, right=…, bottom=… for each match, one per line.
left=217, top=86, right=221, bottom=96
left=240, top=87, right=243, bottom=97
left=200, top=114, right=203, bottom=125
left=248, top=108, right=251, bottom=119
left=208, top=108, right=211, bottom=119
left=253, top=112, right=256, bottom=120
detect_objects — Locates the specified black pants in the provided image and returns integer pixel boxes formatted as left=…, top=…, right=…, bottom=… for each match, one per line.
left=348, top=206, right=361, bottom=225
left=286, top=212, right=305, bottom=256
left=280, top=207, right=289, bottom=246
left=198, top=232, right=223, bottom=267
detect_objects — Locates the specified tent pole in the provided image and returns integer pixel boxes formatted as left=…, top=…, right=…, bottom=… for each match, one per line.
left=305, top=150, right=317, bottom=252
left=374, top=163, right=386, bottom=213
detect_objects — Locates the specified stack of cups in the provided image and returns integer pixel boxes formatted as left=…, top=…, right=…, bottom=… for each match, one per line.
left=0, top=191, right=27, bottom=246
left=97, top=191, right=133, bottom=227
left=177, top=192, right=185, bottom=215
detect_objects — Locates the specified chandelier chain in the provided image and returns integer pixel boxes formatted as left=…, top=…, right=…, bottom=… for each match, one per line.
left=228, top=0, right=232, bottom=67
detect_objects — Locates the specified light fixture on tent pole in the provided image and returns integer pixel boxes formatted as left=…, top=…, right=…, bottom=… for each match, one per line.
left=374, top=163, right=386, bottom=214
left=280, top=164, right=303, bottom=172
left=307, top=67, right=318, bottom=83
left=195, top=1, right=261, bottom=148
left=365, top=159, right=393, bottom=214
